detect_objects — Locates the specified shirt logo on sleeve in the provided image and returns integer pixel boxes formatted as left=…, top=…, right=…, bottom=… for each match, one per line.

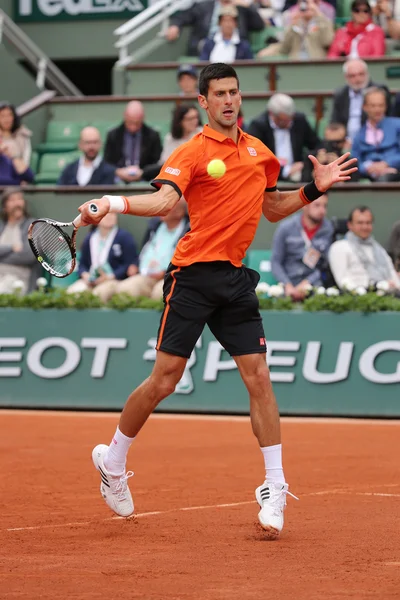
left=247, top=147, right=257, bottom=156
left=165, top=166, right=181, bottom=176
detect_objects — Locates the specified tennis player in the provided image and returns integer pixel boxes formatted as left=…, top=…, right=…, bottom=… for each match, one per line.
left=79, top=63, right=357, bottom=538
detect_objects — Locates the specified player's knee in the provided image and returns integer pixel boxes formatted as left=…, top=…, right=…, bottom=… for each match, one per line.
left=149, top=374, right=179, bottom=400
left=243, top=362, right=271, bottom=394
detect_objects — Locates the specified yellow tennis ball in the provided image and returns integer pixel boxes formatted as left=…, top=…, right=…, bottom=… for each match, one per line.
left=207, top=159, right=226, bottom=179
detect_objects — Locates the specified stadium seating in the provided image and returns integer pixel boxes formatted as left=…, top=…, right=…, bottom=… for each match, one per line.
left=35, top=151, right=81, bottom=184
left=245, top=250, right=278, bottom=285
left=36, top=121, right=85, bottom=154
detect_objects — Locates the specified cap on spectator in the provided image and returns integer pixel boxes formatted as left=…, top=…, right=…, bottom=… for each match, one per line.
left=218, top=5, right=238, bottom=19
left=177, top=64, right=198, bottom=80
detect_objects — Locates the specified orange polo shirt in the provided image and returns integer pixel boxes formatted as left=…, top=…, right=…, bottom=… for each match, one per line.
left=152, top=125, right=280, bottom=268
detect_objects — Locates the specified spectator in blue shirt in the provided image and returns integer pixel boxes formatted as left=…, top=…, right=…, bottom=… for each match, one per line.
left=200, top=5, right=254, bottom=62
left=0, top=145, right=34, bottom=186
left=67, top=212, right=138, bottom=303
left=271, top=194, right=333, bottom=300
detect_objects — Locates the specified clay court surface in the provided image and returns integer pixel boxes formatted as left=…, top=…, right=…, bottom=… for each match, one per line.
left=1, top=410, right=399, bottom=599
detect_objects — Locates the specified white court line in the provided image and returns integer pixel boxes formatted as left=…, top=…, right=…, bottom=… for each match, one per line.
left=0, top=409, right=399, bottom=425
left=5, top=491, right=399, bottom=534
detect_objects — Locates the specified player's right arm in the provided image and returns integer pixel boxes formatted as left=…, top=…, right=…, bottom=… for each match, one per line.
left=78, top=139, right=197, bottom=226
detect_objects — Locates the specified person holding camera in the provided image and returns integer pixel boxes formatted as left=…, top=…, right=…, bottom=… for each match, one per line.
left=258, top=0, right=334, bottom=58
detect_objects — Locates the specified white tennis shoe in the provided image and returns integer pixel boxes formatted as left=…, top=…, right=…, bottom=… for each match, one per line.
left=255, top=481, right=298, bottom=538
left=92, top=444, right=134, bottom=518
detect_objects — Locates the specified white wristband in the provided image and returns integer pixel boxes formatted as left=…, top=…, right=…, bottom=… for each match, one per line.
left=104, top=195, right=127, bottom=213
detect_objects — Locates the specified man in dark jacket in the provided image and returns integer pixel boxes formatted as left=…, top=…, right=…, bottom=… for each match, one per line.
left=104, top=101, right=162, bottom=184
left=165, top=0, right=264, bottom=56
left=58, top=126, right=115, bottom=186
left=330, top=58, right=391, bottom=141
left=247, top=92, right=321, bottom=182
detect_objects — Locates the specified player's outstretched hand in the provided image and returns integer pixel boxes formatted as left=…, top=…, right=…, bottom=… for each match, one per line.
left=308, top=152, right=358, bottom=193
left=78, top=197, right=110, bottom=226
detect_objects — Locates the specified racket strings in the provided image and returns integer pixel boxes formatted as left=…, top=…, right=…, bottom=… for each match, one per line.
left=31, top=221, right=73, bottom=276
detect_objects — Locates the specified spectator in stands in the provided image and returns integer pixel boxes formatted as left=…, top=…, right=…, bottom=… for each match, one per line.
left=165, top=0, right=264, bottom=56
left=57, top=127, right=115, bottom=186
left=372, top=0, right=400, bottom=39
left=351, top=87, right=400, bottom=181
left=104, top=101, right=162, bottom=184
left=271, top=194, right=333, bottom=300
left=256, top=0, right=286, bottom=29
left=0, top=102, right=32, bottom=165
left=258, top=0, right=334, bottom=58
left=0, top=144, right=34, bottom=186
left=388, top=219, right=400, bottom=272
left=200, top=5, right=254, bottom=61
left=115, top=199, right=189, bottom=301
left=328, top=0, right=385, bottom=58
left=67, top=213, right=139, bottom=303
left=303, top=122, right=355, bottom=179
left=139, top=104, right=203, bottom=182
left=330, top=59, right=391, bottom=142
left=329, top=206, right=400, bottom=290
left=177, top=65, right=199, bottom=96
left=283, top=0, right=335, bottom=26
left=247, top=93, right=321, bottom=182
left=0, top=187, right=37, bottom=295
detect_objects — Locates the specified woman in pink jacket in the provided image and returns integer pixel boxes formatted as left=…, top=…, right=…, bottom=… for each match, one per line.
left=328, top=0, right=385, bottom=58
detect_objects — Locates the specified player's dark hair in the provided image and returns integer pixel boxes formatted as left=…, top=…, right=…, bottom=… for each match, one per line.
left=348, top=205, right=373, bottom=222
left=170, top=104, right=201, bottom=140
left=199, top=63, right=239, bottom=97
left=0, top=102, right=21, bottom=133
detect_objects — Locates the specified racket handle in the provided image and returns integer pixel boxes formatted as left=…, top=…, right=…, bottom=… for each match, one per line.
left=73, top=203, right=99, bottom=228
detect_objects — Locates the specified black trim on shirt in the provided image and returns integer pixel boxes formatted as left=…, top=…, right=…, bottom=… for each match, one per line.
left=265, top=186, right=277, bottom=192
left=151, top=178, right=182, bottom=198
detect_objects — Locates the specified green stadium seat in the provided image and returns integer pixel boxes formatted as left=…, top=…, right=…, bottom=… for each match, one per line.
left=246, top=249, right=277, bottom=285
left=30, top=150, right=39, bottom=174
left=35, top=151, right=81, bottom=184
left=91, top=121, right=118, bottom=142
left=36, top=121, right=85, bottom=154
left=152, top=121, right=171, bottom=140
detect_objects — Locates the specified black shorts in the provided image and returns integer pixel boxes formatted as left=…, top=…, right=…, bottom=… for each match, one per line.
left=156, top=261, right=267, bottom=359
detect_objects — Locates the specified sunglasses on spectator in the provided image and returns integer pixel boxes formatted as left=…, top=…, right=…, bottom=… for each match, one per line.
left=352, top=7, right=371, bottom=12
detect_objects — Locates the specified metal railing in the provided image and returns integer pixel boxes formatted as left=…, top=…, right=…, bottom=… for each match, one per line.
left=0, top=9, right=82, bottom=97
left=114, top=0, right=189, bottom=66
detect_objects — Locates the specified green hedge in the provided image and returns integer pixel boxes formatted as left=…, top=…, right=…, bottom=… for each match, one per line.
left=1, top=290, right=400, bottom=313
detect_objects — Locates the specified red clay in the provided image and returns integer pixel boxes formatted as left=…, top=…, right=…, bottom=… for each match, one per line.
left=1, top=411, right=399, bottom=599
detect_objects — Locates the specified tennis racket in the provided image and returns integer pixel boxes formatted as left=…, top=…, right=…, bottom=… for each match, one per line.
left=28, top=203, right=99, bottom=278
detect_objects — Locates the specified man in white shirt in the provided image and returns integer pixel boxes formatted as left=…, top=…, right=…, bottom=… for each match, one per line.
left=329, top=205, right=400, bottom=290
left=57, top=127, right=116, bottom=186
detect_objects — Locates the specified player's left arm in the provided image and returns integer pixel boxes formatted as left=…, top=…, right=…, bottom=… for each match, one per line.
left=263, top=153, right=357, bottom=223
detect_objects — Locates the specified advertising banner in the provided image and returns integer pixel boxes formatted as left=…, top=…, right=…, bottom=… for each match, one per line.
left=0, top=309, right=399, bottom=416
left=15, top=0, right=147, bottom=22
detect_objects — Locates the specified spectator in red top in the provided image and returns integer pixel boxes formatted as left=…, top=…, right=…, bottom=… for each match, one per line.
left=328, top=0, right=385, bottom=58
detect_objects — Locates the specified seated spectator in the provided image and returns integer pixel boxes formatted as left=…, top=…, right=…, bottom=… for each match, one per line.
left=258, top=0, right=334, bottom=59
left=329, top=206, right=400, bottom=290
left=0, top=102, right=32, bottom=165
left=177, top=65, right=199, bottom=96
left=0, top=145, right=34, bottom=186
left=330, top=59, right=391, bottom=142
left=247, top=93, right=321, bottom=182
left=141, top=104, right=202, bottom=182
left=104, top=101, right=162, bottom=184
left=303, top=122, right=353, bottom=179
left=256, top=0, right=286, bottom=29
left=165, top=0, right=264, bottom=56
left=57, top=126, right=115, bottom=186
left=372, top=0, right=400, bottom=39
left=67, top=213, right=139, bottom=303
left=388, top=219, right=400, bottom=272
left=283, top=0, right=335, bottom=26
left=115, top=199, right=189, bottom=301
left=0, top=187, right=37, bottom=295
left=200, top=5, right=254, bottom=61
left=351, top=87, right=400, bottom=181
left=328, top=0, right=385, bottom=58
left=271, top=194, right=333, bottom=300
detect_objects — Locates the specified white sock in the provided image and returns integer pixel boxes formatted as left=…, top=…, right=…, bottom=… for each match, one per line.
left=104, top=427, right=134, bottom=475
left=261, top=444, right=286, bottom=484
